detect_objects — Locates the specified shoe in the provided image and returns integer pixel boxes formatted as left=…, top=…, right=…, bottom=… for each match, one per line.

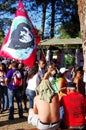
left=0, top=109, right=3, bottom=114
left=19, top=115, right=26, bottom=119
left=8, top=116, right=14, bottom=120
left=19, top=115, right=24, bottom=118
left=24, top=107, right=28, bottom=112
left=3, top=109, right=8, bottom=112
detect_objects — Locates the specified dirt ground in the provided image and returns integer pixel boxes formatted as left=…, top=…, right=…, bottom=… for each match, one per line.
left=0, top=101, right=37, bottom=130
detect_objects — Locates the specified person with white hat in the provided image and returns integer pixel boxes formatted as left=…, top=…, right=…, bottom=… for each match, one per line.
left=58, top=67, right=69, bottom=99
left=57, top=67, right=69, bottom=122
left=59, top=67, right=69, bottom=74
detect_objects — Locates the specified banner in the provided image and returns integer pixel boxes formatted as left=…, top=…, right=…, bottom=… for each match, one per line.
left=0, top=0, right=41, bottom=68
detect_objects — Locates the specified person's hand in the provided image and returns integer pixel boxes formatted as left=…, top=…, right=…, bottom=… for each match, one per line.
left=48, top=65, right=54, bottom=72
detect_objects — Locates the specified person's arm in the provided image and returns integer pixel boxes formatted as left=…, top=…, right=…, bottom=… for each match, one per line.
left=43, top=65, right=53, bottom=80
left=28, top=97, right=38, bottom=125
left=73, top=78, right=79, bottom=92
left=58, top=78, right=64, bottom=92
left=5, top=69, right=11, bottom=86
left=5, top=78, right=9, bottom=86
left=33, top=97, right=38, bottom=114
left=60, top=96, right=64, bottom=106
left=43, top=71, right=50, bottom=80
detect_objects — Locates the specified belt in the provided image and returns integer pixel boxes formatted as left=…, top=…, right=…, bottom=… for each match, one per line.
left=40, top=120, right=60, bottom=125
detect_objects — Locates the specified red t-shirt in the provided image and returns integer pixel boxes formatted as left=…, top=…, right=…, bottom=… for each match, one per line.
left=61, top=92, right=85, bottom=127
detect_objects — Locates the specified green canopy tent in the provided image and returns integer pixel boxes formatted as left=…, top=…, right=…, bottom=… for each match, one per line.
left=39, top=37, right=82, bottom=49
left=38, top=38, right=82, bottom=68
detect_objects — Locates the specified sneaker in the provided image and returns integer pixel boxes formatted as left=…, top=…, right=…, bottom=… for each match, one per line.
left=8, top=116, right=14, bottom=120
left=19, top=115, right=24, bottom=118
left=19, top=115, right=26, bottom=119
left=3, top=109, right=8, bottom=112
left=24, top=107, right=28, bottom=112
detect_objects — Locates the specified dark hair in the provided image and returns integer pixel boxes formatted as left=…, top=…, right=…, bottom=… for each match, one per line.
left=28, top=64, right=38, bottom=79
left=76, top=66, right=83, bottom=71
left=18, top=62, right=24, bottom=68
left=1, top=63, right=7, bottom=72
left=57, top=72, right=64, bottom=78
left=66, top=82, right=76, bottom=88
left=11, top=61, right=18, bottom=68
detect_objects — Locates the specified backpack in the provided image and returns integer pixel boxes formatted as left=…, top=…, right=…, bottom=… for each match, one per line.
left=11, top=70, right=23, bottom=87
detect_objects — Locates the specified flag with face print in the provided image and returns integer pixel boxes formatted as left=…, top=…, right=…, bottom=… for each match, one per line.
left=0, top=0, right=41, bottom=68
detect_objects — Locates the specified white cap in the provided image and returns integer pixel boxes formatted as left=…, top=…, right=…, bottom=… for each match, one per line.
left=60, top=67, right=69, bottom=74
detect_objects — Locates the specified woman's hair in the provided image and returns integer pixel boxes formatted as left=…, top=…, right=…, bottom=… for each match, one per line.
left=58, top=72, right=64, bottom=78
left=0, top=63, right=7, bottom=72
left=28, top=64, right=38, bottom=79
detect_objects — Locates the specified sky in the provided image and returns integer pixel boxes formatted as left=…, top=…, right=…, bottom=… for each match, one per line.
left=0, top=1, right=42, bottom=36
left=0, top=0, right=59, bottom=38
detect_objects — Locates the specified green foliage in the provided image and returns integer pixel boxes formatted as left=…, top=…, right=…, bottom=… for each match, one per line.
left=57, top=21, right=81, bottom=38
left=0, top=30, right=4, bottom=37
left=57, top=25, right=71, bottom=38
left=56, top=0, right=80, bottom=38
left=0, top=30, right=4, bottom=47
left=0, top=38, right=4, bottom=47
left=65, top=53, right=75, bottom=68
left=0, top=0, right=80, bottom=39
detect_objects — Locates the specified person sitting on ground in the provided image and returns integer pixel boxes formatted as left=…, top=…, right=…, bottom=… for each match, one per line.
left=60, top=82, right=86, bottom=129
left=28, top=79, right=60, bottom=130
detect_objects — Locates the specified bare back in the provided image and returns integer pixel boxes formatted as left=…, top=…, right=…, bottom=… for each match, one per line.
left=33, top=94, right=60, bottom=123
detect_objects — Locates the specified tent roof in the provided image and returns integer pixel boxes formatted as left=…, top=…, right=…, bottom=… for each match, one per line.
left=39, top=37, right=82, bottom=46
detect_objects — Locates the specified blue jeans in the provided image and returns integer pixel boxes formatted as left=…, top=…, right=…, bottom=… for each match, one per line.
left=0, top=86, right=9, bottom=111
left=25, top=88, right=36, bottom=109
left=8, top=88, right=23, bottom=118
left=0, top=86, right=3, bottom=110
left=3, top=86, right=9, bottom=110
left=60, top=106, right=64, bottom=120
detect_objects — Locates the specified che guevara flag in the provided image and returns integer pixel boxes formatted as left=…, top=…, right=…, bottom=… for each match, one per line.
left=0, top=0, right=41, bottom=68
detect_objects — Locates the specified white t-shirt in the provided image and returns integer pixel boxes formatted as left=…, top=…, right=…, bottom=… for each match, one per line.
left=27, top=73, right=40, bottom=91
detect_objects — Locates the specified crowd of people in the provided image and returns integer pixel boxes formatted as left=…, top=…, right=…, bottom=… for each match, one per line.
left=0, top=56, right=86, bottom=130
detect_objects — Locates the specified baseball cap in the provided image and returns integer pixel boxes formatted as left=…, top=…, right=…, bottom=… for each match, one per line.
left=75, top=66, right=83, bottom=72
left=60, top=67, right=69, bottom=74
left=66, top=82, right=76, bottom=89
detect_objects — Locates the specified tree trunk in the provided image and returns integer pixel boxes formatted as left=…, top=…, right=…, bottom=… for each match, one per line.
left=41, top=2, right=47, bottom=40
left=50, top=0, right=56, bottom=38
left=78, top=0, right=86, bottom=71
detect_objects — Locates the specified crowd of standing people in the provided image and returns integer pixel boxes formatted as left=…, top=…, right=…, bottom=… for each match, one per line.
left=0, top=53, right=86, bottom=130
